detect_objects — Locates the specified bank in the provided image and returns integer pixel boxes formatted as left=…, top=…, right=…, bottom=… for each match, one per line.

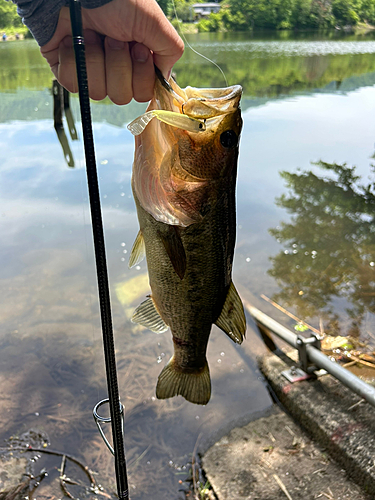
left=0, top=25, right=30, bottom=41
left=202, top=305, right=375, bottom=499
left=173, top=20, right=375, bottom=35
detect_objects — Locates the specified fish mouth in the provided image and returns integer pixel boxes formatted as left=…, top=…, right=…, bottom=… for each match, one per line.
left=128, top=68, right=242, bottom=137
left=129, top=69, right=243, bottom=228
left=181, top=85, right=242, bottom=119
left=154, top=65, right=242, bottom=121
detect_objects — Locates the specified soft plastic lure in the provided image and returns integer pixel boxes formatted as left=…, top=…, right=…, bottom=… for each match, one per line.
left=127, top=110, right=206, bottom=136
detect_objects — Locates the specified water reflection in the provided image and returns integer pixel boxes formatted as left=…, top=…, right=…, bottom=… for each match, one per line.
left=268, top=160, right=375, bottom=337
left=175, top=33, right=375, bottom=94
left=0, top=75, right=270, bottom=500
left=1, top=31, right=375, bottom=499
left=2, top=34, right=375, bottom=102
left=53, top=80, right=77, bottom=167
left=0, top=40, right=52, bottom=90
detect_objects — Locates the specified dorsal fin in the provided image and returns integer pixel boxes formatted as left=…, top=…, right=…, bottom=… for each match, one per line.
left=132, top=297, right=168, bottom=333
left=129, top=230, right=146, bottom=268
left=215, top=282, right=246, bottom=344
left=157, top=226, right=187, bottom=280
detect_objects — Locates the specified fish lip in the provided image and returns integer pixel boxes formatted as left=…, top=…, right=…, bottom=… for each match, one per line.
left=185, top=84, right=243, bottom=103
left=181, top=85, right=242, bottom=120
left=173, top=85, right=242, bottom=121
left=154, top=67, right=242, bottom=119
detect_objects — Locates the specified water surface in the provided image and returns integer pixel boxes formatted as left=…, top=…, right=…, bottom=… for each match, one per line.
left=1, top=31, right=375, bottom=498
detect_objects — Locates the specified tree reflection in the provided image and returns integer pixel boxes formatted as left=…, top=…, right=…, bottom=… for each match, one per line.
left=268, top=160, right=375, bottom=336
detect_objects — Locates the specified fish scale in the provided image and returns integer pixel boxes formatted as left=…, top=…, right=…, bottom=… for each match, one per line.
left=128, top=73, right=246, bottom=405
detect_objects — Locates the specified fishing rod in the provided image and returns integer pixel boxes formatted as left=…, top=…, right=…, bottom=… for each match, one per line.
left=68, top=1, right=129, bottom=498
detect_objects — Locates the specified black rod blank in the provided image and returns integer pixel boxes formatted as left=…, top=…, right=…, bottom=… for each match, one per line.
left=68, top=1, right=129, bottom=497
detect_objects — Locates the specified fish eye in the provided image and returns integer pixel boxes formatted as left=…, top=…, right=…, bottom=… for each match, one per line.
left=220, top=130, right=238, bottom=148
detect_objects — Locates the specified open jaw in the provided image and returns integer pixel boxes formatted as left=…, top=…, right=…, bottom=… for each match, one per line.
left=128, top=68, right=242, bottom=137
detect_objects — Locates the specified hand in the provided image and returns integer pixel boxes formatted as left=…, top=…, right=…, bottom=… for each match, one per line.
left=41, top=0, right=184, bottom=104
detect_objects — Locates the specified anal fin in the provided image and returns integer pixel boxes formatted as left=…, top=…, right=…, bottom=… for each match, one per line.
left=129, top=230, right=146, bottom=268
left=132, top=297, right=168, bottom=333
left=156, top=356, right=211, bottom=405
left=215, top=282, right=246, bottom=344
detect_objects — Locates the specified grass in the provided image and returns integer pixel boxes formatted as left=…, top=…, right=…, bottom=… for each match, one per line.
left=170, top=20, right=199, bottom=34
left=0, top=25, right=31, bottom=40
left=354, top=21, right=375, bottom=34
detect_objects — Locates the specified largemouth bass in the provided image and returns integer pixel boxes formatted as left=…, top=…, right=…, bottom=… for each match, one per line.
left=127, top=70, right=246, bottom=405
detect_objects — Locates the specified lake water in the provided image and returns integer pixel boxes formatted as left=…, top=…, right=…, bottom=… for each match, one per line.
left=1, top=30, right=375, bottom=499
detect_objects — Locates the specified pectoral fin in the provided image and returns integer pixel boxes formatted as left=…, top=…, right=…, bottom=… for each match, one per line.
left=156, top=356, right=211, bottom=405
left=215, top=282, right=246, bottom=344
left=157, top=226, right=186, bottom=280
left=129, top=230, right=146, bottom=268
left=132, top=297, right=168, bottom=333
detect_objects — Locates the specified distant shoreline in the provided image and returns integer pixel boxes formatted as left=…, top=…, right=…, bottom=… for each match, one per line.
left=174, top=20, right=375, bottom=36
left=1, top=33, right=25, bottom=42
left=0, top=26, right=30, bottom=42
left=1, top=21, right=374, bottom=42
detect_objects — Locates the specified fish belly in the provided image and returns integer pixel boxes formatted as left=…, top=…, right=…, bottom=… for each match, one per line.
left=132, top=176, right=237, bottom=404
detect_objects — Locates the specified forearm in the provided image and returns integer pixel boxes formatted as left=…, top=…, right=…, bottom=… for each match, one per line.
left=11, top=0, right=112, bottom=46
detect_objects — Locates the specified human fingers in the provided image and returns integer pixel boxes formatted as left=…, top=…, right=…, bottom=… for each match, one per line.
left=131, top=43, right=155, bottom=102
left=83, top=30, right=106, bottom=101
left=41, top=9, right=106, bottom=100
left=133, top=0, right=184, bottom=78
left=84, top=0, right=184, bottom=78
left=40, top=7, right=71, bottom=79
left=41, top=0, right=184, bottom=101
left=58, top=31, right=106, bottom=100
left=57, top=36, right=78, bottom=94
left=105, top=37, right=133, bottom=105
left=148, top=27, right=184, bottom=80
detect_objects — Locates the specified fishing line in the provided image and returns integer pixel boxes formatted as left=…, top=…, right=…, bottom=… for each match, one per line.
left=171, top=0, right=228, bottom=87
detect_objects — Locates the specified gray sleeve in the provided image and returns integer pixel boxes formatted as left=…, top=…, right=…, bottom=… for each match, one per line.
left=12, top=0, right=113, bottom=46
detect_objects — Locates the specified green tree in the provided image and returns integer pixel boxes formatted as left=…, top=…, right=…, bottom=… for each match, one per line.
left=197, top=8, right=237, bottom=32
left=220, top=7, right=248, bottom=31
left=290, top=0, right=313, bottom=27
left=0, top=0, right=22, bottom=28
left=309, top=0, right=335, bottom=27
left=226, top=0, right=336, bottom=30
left=166, top=0, right=373, bottom=30
left=197, top=12, right=222, bottom=32
left=156, top=0, right=173, bottom=16
left=268, top=161, right=375, bottom=335
left=223, top=0, right=369, bottom=30
left=226, top=0, right=256, bottom=29
left=290, top=0, right=334, bottom=28
left=331, top=0, right=360, bottom=25
left=359, top=0, right=375, bottom=23
left=172, top=0, right=195, bottom=21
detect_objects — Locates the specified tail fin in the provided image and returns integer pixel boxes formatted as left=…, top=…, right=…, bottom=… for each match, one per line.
left=156, top=357, right=211, bottom=405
